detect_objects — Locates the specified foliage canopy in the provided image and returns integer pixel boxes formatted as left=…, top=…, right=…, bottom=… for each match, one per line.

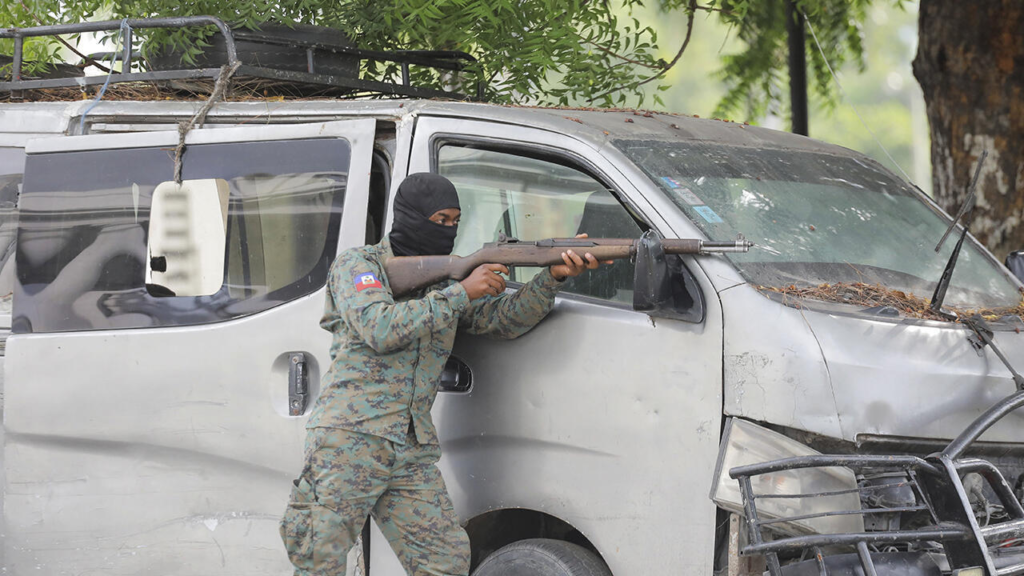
left=2, top=0, right=903, bottom=120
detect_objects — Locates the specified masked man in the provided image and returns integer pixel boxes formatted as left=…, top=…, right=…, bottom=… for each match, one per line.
left=281, top=173, right=601, bottom=575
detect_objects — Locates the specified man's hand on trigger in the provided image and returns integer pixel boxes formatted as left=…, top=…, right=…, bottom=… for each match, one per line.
left=461, top=263, right=509, bottom=300
left=549, top=233, right=610, bottom=281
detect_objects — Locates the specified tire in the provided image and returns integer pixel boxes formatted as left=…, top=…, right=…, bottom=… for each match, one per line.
left=472, top=539, right=612, bottom=576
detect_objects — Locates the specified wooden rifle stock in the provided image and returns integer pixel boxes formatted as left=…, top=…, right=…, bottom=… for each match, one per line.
left=383, top=236, right=751, bottom=299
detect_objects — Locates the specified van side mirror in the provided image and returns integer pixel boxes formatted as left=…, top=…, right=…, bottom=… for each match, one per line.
left=632, top=230, right=706, bottom=323
left=633, top=231, right=671, bottom=311
left=146, top=179, right=230, bottom=297
left=1006, top=250, right=1024, bottom=284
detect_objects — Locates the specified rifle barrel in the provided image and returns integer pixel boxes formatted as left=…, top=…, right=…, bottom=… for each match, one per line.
left=691, top=239, right=755, bottom=254
left=529, top=237, right=753, bottom=255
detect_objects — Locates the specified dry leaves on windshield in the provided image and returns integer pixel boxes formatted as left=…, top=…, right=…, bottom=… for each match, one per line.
left=760, top=282, right=1024, bottom=323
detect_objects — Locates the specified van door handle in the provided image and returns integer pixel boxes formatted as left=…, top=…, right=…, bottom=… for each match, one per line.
left=288, top=352, right=309, bottom=416
left=440, top=355, right=473, bottom=393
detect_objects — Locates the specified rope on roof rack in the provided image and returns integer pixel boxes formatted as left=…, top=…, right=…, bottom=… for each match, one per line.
left=79, top=19, right=131, bottom=133
left=173, top=60, right=241, bottom=184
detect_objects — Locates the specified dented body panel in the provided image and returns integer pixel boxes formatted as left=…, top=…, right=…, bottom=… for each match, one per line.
left=720, top=284, right=843, bottom=438
left=803, top=308, right=1024, bottom=443
left=722, top=282, right=1024, bottom=444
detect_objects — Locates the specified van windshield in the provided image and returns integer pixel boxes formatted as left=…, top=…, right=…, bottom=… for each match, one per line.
left=616, top=139, right=1020, bottom=310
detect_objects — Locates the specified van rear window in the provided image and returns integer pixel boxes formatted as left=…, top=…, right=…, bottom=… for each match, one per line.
left=14, top=138, right=349, bottom=333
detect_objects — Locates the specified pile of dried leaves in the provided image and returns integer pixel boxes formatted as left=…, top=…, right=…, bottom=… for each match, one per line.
left=760, top=282, right=1024, bottom=323
left=0, top=78, right=368, bottom=103
left=1, top=83, right=172, bottom=103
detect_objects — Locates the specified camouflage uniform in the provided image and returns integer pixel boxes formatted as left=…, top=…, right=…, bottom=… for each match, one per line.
left=281, top=238, right=561, bottom=575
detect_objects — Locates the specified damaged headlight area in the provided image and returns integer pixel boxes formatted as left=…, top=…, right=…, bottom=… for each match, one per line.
left=713, top=406, right=1024, bottom=576
left=711, top=418, right=864, bottom=536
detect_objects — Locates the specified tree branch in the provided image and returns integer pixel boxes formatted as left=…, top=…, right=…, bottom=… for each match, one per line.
left=583, top=38, right=664, bottom=69
left=587, top=0, right=697, bottom=103
left=524, top=0, right=591, bottom=39
left=531, top=0, right=657, bottom=70
left=694, top=3, right=731, bottom=14
left=17, top=1, right=113, bottom=74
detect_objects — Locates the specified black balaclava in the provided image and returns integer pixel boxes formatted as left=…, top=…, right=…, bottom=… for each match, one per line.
left=389, top=173, right=461, bottom=256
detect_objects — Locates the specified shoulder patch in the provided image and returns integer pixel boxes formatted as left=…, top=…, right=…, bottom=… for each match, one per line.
left=354, top=272, right=384, bottom=292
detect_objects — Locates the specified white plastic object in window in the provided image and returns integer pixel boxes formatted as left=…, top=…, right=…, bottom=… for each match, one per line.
left=146, top=179, right=230, bottom=297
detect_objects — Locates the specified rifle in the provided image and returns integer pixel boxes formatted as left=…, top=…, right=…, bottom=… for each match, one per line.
left=383, top=235, right=753, bottom=298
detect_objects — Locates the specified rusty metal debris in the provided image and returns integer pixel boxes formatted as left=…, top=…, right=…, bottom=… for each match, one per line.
left=760, top=282, right=1024, bottom=323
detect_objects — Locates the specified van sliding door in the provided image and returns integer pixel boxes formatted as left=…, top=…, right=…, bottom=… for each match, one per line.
left=6, top=119, right=374, bottom=574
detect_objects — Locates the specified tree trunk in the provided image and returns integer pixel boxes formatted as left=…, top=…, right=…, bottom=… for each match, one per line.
left=913, top=0, right=1024, bottom=260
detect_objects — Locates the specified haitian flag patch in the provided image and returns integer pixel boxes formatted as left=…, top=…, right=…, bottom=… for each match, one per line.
left=354, top=272, right=383, bottom=292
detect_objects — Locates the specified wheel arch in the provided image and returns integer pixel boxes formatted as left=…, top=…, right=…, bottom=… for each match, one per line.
left=464, top=508, right=607, bottom=571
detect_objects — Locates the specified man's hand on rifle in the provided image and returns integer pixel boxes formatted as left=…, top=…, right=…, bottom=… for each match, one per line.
left=549, top=233, right=608, bottom=281
left=461, top=263, right=509, bottom=300
left=460, top=234, right=609, bottom=300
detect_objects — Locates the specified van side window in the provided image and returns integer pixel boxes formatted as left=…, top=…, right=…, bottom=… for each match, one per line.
left=437, top=144, right=643, bottom=305
left=14, top=138, right=349, bottom=333
left=366, top=150, right=391, bottom=244
left=224, top=171, right=342, bottom=298
left=0, top=147, right=23, bottom=315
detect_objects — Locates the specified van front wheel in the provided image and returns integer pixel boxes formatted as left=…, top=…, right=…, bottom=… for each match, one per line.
left=472, top=538, right=612, bottom=576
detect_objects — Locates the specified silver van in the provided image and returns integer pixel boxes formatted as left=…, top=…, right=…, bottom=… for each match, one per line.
left=2, top=90, right=1023, bottom=576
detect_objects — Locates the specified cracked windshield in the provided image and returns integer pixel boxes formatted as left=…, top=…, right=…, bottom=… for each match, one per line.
left=617, top=140, right=1020, bottom=312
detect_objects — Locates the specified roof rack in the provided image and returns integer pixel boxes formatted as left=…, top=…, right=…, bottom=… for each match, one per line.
left=0, top=16, right=484, bottom=100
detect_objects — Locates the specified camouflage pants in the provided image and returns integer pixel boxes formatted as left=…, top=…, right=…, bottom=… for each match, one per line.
left=280, top=427, right=471, bottom=576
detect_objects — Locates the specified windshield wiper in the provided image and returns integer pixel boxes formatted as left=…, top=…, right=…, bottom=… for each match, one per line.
left=962, top=314, right=1024, bottom=390
left=929, top=150, right=987, bottom=317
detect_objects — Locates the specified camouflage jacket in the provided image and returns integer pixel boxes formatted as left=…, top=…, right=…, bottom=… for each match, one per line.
left=307, top=238, right=562, bottom=445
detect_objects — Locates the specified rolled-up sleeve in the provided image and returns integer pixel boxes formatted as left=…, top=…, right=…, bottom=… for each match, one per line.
left=458, top=268, right=562, bottom=339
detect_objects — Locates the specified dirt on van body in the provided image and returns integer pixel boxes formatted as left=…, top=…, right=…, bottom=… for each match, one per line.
left=760, top=282, right=1024, bottom=324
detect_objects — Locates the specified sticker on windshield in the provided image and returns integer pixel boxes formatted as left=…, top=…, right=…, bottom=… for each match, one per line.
left=660, top=176, right=682, bottom=189
left=694, top=206, right=723, bottom=224
left=677, top=187, right=704, bottom=206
